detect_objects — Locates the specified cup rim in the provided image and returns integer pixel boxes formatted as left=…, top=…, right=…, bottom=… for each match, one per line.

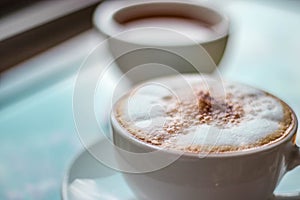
left=110, top=90, right=298, bottom=159
left=93, top=0, right=230, bottom=47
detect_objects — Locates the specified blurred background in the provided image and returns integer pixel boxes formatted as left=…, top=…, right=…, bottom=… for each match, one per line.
left=0, top=0, right=300, bottom=199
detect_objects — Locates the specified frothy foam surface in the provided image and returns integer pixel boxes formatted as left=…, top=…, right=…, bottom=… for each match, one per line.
left=114, top=75, right=293, bottom=153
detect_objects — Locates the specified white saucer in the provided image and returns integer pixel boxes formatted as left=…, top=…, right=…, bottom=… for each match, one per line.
left=61, top=139, right=300, bottom=200
left=61, top=139, right=135, bottom=200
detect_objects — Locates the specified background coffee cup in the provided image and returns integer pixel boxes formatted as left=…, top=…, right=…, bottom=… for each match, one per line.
left=93, top=0, right=229, bottom=85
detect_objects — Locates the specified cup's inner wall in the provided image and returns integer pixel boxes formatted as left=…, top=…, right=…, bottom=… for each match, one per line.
left=113, top=3, right=223, bottom=28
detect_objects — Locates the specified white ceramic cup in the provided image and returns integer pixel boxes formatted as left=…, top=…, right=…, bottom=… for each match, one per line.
left=93, top=0, right=229, bottom=85
left=110, top=95, right=300, bottom=200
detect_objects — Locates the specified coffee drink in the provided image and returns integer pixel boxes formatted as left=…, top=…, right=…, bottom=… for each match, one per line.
left=112, top=75, right=299, bottom=200
left=114, top=75, right=293, bottom=153
left=120, top=16, right=221, bottom=42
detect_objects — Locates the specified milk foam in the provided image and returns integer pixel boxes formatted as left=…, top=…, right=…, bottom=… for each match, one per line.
left=115, top=75, right=290, bottom=152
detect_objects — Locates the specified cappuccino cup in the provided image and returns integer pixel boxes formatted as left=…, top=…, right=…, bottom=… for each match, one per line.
left=111, top=74, right=300, bottom=200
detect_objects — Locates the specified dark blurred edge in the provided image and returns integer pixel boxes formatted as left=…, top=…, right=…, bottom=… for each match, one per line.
left=0, top=2, right=101, bottom=73
left=0, top=0, right=43, bottom=17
